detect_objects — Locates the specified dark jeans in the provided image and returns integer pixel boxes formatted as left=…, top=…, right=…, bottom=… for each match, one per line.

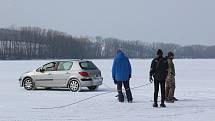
left=154, top=80, right=165, bottom=104
left=117, top=81, right=133, bottom=102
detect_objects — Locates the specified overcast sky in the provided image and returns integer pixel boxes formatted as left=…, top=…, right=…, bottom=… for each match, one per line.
left=0, top=0, right=214, bottom=45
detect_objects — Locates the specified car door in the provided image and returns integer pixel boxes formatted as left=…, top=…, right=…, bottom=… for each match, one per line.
left=52, top=61, right=73, bottom=87
left=34, top=62, right=57, bottom=87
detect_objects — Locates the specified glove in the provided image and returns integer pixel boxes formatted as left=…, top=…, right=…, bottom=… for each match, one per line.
left=149, top=76, right=153, bottom=83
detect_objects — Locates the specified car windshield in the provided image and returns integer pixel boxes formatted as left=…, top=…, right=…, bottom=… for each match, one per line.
left=79, top=61, right=97, bottom=70
left=36, top=67, right=42, bottom=72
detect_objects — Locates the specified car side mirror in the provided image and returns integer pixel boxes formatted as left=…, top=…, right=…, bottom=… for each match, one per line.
left=40, top=68, right=45, bottom=72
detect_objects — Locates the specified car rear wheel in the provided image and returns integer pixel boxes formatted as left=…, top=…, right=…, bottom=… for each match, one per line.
left=68, top=80, right=80, bottom=92
left=87, top=86, right=98, bottom=91
left=23, top=78, right=35, bottom=90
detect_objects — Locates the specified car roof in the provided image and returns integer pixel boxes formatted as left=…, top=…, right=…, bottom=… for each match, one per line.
left=52, top=59, right=91, bottom=63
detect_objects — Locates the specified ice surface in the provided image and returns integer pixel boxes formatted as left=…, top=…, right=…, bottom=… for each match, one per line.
left=0, top=59, right=215, bottom=121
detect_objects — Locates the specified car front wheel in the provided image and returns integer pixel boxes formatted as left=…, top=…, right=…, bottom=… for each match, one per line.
left=23, top=78, right=35, bottom=90
left=87, top=86, right=98, bottom=91
left=68, top=80, right=80, bottom=92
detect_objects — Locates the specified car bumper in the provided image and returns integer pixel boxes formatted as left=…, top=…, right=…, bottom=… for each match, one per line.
left=80, top=77, right=103, bottom=87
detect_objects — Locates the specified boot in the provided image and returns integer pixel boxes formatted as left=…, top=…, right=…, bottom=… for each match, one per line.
left=128, top=100, right=133, bottom=103
left=173, top=97, right=178, bottom=101
left=160, top=103, right=166, bottom=108
left=166, top=97, right=174, bottom=103
left=118, top=93, right=124, bottom=102
left=127, top=96, right=133, bottom=103
left=153, top=102, right=158, bottom=107
left=166, top=99, right=174, bottom=103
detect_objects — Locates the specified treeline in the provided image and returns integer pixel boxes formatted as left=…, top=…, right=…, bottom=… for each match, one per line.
left=0, top=26, right=215, bottom=60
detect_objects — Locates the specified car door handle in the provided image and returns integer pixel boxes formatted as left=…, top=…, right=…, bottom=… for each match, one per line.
left=66, top=72, right=71, bottom=74
left=48, top=73, right=52, bottom=75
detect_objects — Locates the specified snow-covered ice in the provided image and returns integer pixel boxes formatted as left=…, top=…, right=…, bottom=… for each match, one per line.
left=0, top=59, right=215, bottom=121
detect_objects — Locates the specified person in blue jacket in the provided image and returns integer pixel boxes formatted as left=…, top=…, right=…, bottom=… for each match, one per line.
left=112, top=50, right=133, bottom=103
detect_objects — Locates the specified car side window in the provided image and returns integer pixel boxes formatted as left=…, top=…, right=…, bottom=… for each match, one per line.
left=43, top=62, right=58, bottom=71
left=57, top=62, right=73, bottom=71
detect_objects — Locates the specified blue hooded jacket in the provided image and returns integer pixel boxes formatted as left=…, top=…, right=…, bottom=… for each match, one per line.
left=112, top=51, right=132, bottom=81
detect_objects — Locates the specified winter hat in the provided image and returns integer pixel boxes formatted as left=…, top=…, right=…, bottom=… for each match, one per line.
left=157, top=49, right=163, bottom=56
left=168, top=51, right=174, bottom=57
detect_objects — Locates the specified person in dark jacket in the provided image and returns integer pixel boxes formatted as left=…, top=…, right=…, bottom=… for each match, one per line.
left=149, top=49, right=168, bottom=107
left=112, top=50, right=133, bottom=103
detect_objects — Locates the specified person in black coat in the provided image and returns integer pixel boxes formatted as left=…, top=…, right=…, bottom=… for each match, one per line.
left=149, top=49, right=168, bottom=107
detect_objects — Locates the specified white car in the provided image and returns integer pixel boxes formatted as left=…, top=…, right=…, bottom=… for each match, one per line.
left=19, top=60, right=103, bottom=92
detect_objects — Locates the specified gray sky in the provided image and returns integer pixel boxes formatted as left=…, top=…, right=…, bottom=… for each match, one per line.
left=0, top=0, right=214, bottom=45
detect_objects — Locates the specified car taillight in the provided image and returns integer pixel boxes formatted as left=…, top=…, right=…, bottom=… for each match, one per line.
left=79, top=72, right=89, bottom=77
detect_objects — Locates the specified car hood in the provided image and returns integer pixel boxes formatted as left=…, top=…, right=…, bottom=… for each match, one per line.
left=20, top=70, right=35, bottom=77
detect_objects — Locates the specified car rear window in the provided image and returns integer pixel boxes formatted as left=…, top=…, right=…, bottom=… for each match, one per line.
left=79, top=61, right=98, bottom=70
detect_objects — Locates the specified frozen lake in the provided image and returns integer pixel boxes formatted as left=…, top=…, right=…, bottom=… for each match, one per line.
left=0, top=59, right=215, bottom=121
